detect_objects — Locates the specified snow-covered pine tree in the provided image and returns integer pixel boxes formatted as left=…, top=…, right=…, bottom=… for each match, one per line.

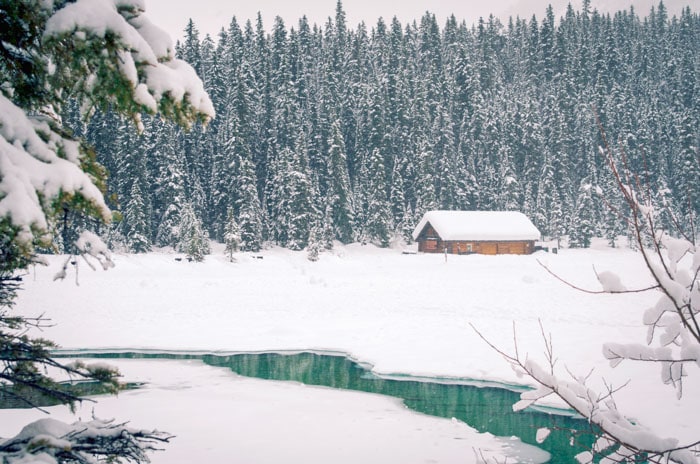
left=175, top=23, right=211, bottom=231
left=152, top=123, right=189, bottom=248
left=359, top=148, right=392, bottom=247
left=177, top=202, right=211, bottom=262
left=110, top=120, right=153, bottom=252
left=412, top=136, right=438, bottom=221
left=236, top=155, right=264, bottom=252
left=432, top=108, right=465, bottom=210
left=306, top=220, right=322, bottom=262
left=325, top=119, right=355, bottom=243
left=535, top=150, right=559, bottom=239
left=223, top=207, right=241, bottom=261
left=208, top=123, right=239, bottom=241
left=389, top=156, right=412, bottom=242
left=320, top=203, right=336, bottom=249
left=569, top=180, right=596, bottom=248
left=670, top=112, right=700, bottom=230
left=208, top=24, right=255, bottom=241
left=267, top=141, right=316, bottom=250
left=123, top=181, right=151, bottom=253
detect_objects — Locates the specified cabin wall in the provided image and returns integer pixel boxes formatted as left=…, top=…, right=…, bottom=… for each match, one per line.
left=418, top=239, right=535, bottom=255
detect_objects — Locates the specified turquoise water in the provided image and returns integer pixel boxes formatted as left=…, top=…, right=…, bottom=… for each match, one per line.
left=61, top=350, right=595, bottom=462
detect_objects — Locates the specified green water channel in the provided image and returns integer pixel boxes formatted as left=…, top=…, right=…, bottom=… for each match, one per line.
left=62, top=350, right=596, bottom=462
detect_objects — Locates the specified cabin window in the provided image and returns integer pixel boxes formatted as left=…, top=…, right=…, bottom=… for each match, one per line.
left=466, top=244, right=472, bottom=252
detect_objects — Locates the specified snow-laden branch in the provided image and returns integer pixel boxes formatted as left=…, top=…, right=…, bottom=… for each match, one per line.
left=44, top=0, right=215, bottom=128
left=0, top=417, right=173, bottom=464
left=536, top=259, right=660, bottom=294
left=471, top=323, right=700, bottom=464
left=0, top=94, right=110, bottom=246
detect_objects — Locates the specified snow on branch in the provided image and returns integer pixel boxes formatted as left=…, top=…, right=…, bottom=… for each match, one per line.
left=0, top=94, right=110, bottom=245
left=471, top=322, right=700, bottom=464
left=0, top=417, right=173, bottom=464
left=76, top=230, right=115, bottom=271
left=536, top=259, right=659, bottom=294
left=44, top=0, right=215, bottom=127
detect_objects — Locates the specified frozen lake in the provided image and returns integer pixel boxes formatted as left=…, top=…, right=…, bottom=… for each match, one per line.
left=1, top=356, right=552, bottom=463
left=47, top=350, right=592, bottom=461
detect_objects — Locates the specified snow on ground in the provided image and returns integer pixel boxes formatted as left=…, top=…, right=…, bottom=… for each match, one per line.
left=0, top=358, right=547, bottom=464
left=6, top=243, right=700, bottom=460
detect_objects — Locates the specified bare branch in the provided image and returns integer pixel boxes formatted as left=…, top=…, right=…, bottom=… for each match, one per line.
left=536, top=259, right=659, bottom=294
left=472, top=324, right=700, bottom=463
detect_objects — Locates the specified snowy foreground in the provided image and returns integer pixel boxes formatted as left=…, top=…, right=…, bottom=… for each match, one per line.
left=4, top=242, right=700, bottom=462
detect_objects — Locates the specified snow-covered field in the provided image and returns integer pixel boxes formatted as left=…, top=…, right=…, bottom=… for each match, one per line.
left=4, top=242, right=699, bottom=462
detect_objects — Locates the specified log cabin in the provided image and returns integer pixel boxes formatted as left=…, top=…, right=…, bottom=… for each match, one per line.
left=412, top=211, right=541, bottom=255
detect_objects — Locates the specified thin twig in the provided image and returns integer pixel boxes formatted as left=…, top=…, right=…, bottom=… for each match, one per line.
left=537, top=259, right=659, bottom=294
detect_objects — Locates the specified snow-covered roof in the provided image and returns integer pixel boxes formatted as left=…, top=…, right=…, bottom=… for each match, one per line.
left=412, top=211, right=541, bottom=241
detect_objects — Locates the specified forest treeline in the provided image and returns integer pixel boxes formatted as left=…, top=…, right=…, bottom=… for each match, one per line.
left=65, top=0, right=699, bottom=255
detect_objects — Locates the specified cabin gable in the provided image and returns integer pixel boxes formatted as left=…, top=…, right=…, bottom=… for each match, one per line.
left=415, top=222, right=443, bottom=253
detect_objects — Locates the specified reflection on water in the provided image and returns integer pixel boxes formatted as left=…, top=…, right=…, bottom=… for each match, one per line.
left=64, top=351, right=595, bottom=462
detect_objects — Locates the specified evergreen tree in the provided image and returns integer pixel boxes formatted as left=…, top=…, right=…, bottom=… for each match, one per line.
left=535, top=150, right=565, bottom=240
left=570, top=181, right=596, bottom=248
left=107, top=120, right=152, bottom=251
left=176, top=22, right=212, bottom=229
left=412, top=138, right=438, bottom=219
left=177, top=202, right=211, bottom=261
left=123, top=182, right=151, bottom=253
left=267, top=142, right=316, bottom=250
left=389, top=156, right=412, bottom=241
left=359, top=148, right=392, bottom=247
left=208, top=134, right=236, bottom=241
left=224, top=207, right=241, bottom=261
left=432, top=109, right=464, bottom=210
left=671, top=113, right=700, bottom=227
left=236, top=156, right=264, bottom=252
left=306, top=220, right=322, bottom=262
left=325, top=119, right=355, bottom=243
left=321, top=203, right=336, bottom=249
left=152, top=123, right=189, bottom=248
left=179, top=19, right=203, bottom=75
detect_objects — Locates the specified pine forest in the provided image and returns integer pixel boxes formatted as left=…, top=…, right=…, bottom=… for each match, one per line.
left=64, top=0, right=700, bottom=256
